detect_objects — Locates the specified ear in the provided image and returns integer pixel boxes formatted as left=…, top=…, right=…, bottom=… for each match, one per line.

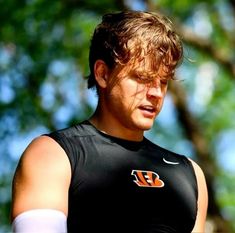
left=94, top=60, right=109, bottom=88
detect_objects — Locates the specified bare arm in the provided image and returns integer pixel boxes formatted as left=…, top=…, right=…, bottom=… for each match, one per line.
left=190, top=159, right=208, bottom=233
left=11, top=135, right=71, bottom=221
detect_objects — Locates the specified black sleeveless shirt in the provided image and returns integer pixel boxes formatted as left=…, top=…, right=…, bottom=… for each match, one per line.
left=47, top=121, right=198, bottom=233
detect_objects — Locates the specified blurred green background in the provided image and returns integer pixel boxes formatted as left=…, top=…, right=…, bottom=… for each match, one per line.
left=0, top=0, right=235, bottom=232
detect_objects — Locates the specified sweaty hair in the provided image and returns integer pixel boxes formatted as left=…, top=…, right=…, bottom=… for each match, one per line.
left=87, top=10, right=183, bottom=89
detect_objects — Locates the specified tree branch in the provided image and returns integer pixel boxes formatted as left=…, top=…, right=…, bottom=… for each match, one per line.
left=178, top=25, right=235, bottom=79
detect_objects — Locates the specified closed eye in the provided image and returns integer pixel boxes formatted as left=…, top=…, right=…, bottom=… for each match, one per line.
left=160, top=78, right=168, bottom=85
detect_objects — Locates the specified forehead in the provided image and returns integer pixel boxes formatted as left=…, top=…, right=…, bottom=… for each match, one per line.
left=121, top=55, right=170, bottom=79
left=121, top=55, right=156, bottom=71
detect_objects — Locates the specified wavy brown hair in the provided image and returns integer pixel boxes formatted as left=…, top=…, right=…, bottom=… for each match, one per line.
left=87, top=10, right=183, bottom=89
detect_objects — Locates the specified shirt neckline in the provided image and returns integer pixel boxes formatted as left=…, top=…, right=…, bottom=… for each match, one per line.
left=82, top=120, right=147, bottom=151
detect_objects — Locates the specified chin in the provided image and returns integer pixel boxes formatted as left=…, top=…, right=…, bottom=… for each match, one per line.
left=136, top=119, right=154, bottom=131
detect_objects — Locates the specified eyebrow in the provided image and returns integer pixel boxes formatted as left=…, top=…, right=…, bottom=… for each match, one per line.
left=133, top=69, right=172, bottom=80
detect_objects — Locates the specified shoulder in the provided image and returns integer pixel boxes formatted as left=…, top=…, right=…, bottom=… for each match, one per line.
left=188, top=158, right=207, bottom=186
left=188, top=158, right=208, bottom=200
left=12, top=135, right=71, bottom=219
left=48, top=121, right=94, bottom=138
left=14, top=135, right=71, bottom=186
left=19, top=135, right=69, bottom=167
left=188, top=158, right=208, bottom=231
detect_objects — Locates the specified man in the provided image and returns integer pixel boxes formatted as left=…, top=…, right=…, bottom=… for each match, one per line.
left=11, top=10, right=208, bottom=233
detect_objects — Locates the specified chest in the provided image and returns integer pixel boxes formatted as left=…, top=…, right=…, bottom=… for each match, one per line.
left=68, top=140, right=198, bottom=232
left=71, top=141, right=197, bottom=212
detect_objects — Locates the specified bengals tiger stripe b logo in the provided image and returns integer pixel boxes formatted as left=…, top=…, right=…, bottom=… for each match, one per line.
left=131, top=170, right=164, bottom=188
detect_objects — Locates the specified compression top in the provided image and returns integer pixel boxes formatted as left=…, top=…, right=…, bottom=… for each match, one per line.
left=47, top=120, right=198, bottom=233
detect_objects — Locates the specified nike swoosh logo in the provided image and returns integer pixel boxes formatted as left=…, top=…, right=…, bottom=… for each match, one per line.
left=163, top=157, right=180, bottom=165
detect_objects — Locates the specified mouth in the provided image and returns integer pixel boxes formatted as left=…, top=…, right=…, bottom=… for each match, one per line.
left=139, top=105, right=157, bottom=118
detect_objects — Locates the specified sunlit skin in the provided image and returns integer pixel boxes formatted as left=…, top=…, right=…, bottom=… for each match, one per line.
left=90, top=58, right=170, bottom=141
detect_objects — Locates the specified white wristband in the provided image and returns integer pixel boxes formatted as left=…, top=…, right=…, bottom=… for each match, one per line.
left=12, top=209, right=67, bottom=233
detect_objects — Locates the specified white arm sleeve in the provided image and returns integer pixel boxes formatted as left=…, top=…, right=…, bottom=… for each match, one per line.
left=12, top=209, right=67, bottom=233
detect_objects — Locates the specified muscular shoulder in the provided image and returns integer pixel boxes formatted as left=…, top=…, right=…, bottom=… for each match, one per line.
left=12, top=136, right=71, bottom=219
left=188, top=158, right=207, bottom=185
left=18, top=135, right=70, bottom=173
left=188, top=158, right=208, bottom=232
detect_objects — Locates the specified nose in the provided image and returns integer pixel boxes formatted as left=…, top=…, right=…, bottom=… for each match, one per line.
left=146, top=82, right=164, bottom=99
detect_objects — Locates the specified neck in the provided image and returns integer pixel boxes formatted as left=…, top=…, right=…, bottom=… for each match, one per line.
left=89, top=107, right=144, bottom=142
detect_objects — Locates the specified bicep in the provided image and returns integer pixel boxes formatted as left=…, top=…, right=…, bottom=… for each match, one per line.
left=11, top=136, right=71, bottom=221
left=190, top=159, right=208, bottom=232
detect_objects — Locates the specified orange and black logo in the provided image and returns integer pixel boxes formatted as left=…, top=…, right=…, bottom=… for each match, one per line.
left=131, top=170, right=164, bottom=188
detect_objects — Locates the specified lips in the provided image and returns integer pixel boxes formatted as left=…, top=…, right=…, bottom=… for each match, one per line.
left=139, top=105, right=157, bottom=118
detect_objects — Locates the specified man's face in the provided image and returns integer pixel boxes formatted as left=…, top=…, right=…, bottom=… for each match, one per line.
left=102, top=57, right=170, bottom=134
